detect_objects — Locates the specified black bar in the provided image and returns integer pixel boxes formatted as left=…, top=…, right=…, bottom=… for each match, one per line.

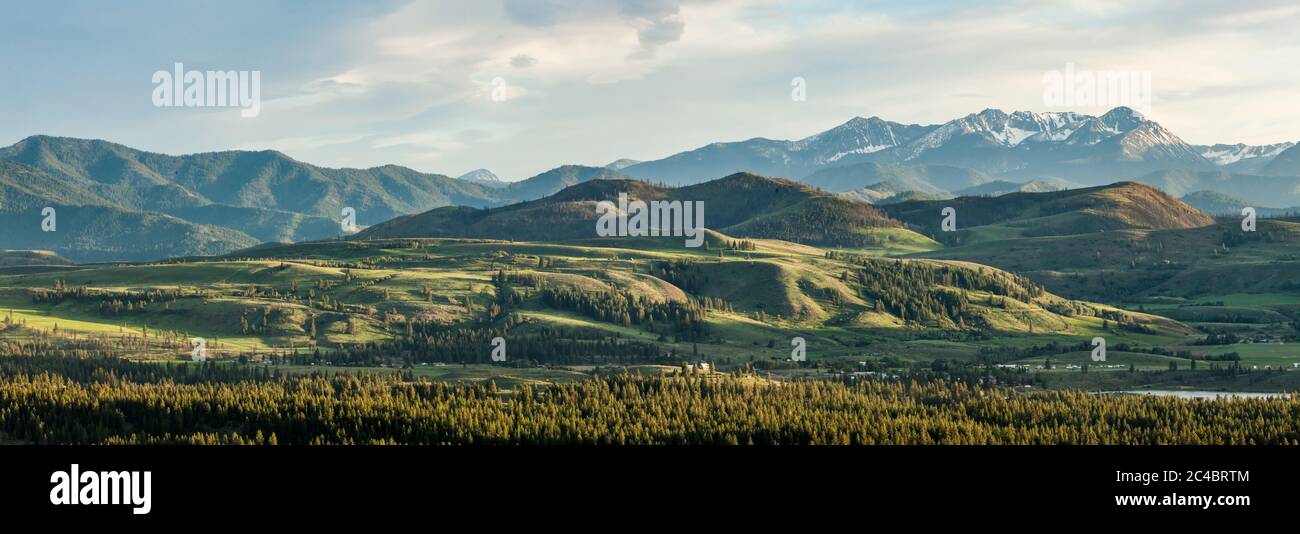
left=1, top=445, right=1287, bottom=523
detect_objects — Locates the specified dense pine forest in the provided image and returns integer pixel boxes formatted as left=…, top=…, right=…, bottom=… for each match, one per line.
left=2, top=210, right=1298, bottom=446
left=2, top=353, right=1298, bottom=445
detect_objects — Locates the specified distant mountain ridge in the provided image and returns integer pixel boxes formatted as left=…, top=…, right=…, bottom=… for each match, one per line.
left=357, top=172, right=928, bottom=249
left=621, top=107, right=1226, bottom=187
left=0, top=136, right=634, bottom=261
left=456, top=168, right=506, bottom=188
left=1180, top=190, right=1300, bottom=218
left=3, top=108, right=1294, bottom=262
left=497, top=165, right=632, bottom=202
left=803, top=162, right=994, bottom=194
left=0, top=135, right=500, bottom=225
left=0, top=160, right=264, bottom=261
left=1263, top=143, right=1300, bottom=175
left=1132, top=169, right=1300, bottom=208
left=604, top=158, right=641, bottom=170
left=1194, top=142, right=1295, bottom=173
left=621, top=116, right=937, bottom=185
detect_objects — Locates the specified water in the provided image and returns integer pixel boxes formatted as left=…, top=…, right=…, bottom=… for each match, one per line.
left=1103, top=390, right=1290, bottom=400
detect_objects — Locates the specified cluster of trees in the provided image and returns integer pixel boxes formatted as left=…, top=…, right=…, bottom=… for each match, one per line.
left=829, top=253, right=1045, bottom=302
left=1196, top=331, right=1243, bottom=346
left=832, top=257, right=1041, bottom=328
left=30, top=283, right=207, bottom=316
left=317, top=320, right=667, bottom=366
left=493, top=270, right=549, bottom=289
left=649, top=260, right=708, bottom=293
left=539, top=287, right=712, bottom=340
left=1041, top=301, right=1163, bottom=336
left=977, top=340, right=1196, bottom=366
left=728, top=199, right=900, bottom=247
left=3, top=361, right=1298, bottom=445
left=721, top=239, right=757, bottom=251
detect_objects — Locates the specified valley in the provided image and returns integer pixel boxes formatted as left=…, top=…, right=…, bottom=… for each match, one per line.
left=3, top=108, right=1299, bottom=446
left=6, top=172, right=1298, bottom=395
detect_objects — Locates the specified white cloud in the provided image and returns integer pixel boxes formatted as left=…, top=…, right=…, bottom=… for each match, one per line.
left=10, top=0, right=1299, bottom=180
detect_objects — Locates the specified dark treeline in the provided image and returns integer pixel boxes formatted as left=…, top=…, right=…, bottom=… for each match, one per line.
left=30, top=282, right=211, bottom=316
left=491, top=267, right=722, bottom=342
left=539, top=287, right=714, bottom=341
left=3, top=366, right=1299, bottom=445
left=0, top=354, right=280, bottom=384
left=318, top=321, right=668, bottom=366
left=827, top=253, right=1045, bottom=303
left=836, top=255, right=1042, bottom=328
left=976, top=340, right=1194, bottom=365
left=649, top=260, right=707, bottom=293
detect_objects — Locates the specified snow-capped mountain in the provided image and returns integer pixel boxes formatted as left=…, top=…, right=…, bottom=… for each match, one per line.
left=1195, top=143, right=1292, bottom=165
left=1263, top=143, right=1300, bottom=175
left=896, top=107, right=1212, bottom=181
left=897, top=110, right=1088, bottom=160
left=620, top=116, right=936, bottom=185
left=620, top=107, right=1216, bottom=187
left=1194, top=142, right=1295, bottom=173
left=790, top=116, right=936, bottom=166
left=456, top=168, right=506, bottom=188
left=604, top=158, right=641, bottom=170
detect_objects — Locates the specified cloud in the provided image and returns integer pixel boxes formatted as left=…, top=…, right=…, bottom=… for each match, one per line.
left=5, top=0, right=1300, bottom=181
left=510, top=54, right=539, bottom=68
left=503, top=0, right=567, bottom=27
left=621, top=0, right=686, bottom=59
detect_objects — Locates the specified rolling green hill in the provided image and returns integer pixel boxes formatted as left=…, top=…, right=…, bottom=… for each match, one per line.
left=881, top=181, right=1214, bottom=245
left=0, top=250, right=72, bottom=267
left=0, top=234, right=1192, bottom=370
left=912, top=219, right=1300, bottom=302
left=357, top=173, right=935, bottom=250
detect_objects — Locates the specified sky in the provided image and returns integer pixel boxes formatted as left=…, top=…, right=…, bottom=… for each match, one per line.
left=2, top=0, right=1298, bottom=181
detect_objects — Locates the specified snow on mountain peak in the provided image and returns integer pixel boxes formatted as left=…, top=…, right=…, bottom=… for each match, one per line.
left=1101, top=106, right=1146, bottom=131
left=457, top=168, right=505, bottom=186
left=1196, top=142, right=1297, bottom=166
left=794, top=116, right=916, bottom=163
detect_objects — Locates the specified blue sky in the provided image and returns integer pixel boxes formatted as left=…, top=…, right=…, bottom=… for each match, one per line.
left=2, top=0, right=1298, bottom=180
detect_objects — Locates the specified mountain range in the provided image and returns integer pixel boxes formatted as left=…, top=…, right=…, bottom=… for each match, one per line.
left=456, top=168, right=506, bottom=188
left=1179, top=190, right=1300, bottom=218
left=1193, top=142, right=1295, bottom=173
left=619, top=107, right=1297, bottom=190
left=2, top=106, right=1295, bottom=261
left=0, top=136, right=634, bottom=261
